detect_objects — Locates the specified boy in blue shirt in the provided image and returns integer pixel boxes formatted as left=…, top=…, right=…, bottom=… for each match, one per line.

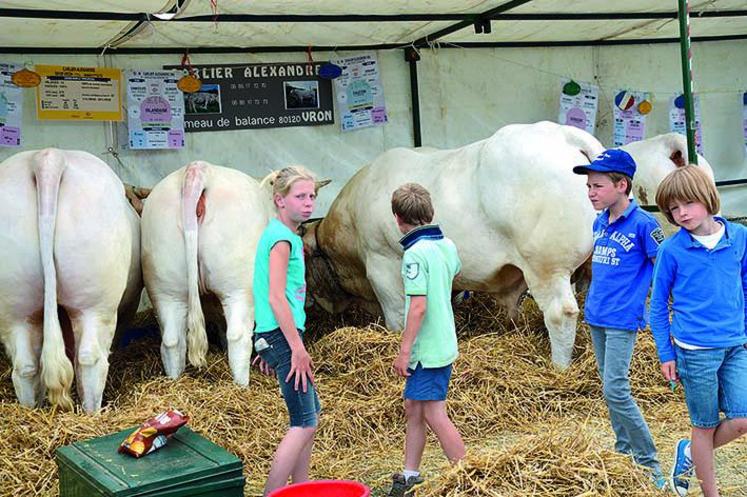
left=573, top=149, right=665, bottom=488
left=388, top=183, right=465, bottom=497
left=651, top=165, right=747, bottom=497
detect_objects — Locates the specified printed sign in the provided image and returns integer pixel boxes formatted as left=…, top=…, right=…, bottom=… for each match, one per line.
left=333, top=52, right=387, bottom=131
left=559, top=78, right=598, bottom=135
left=0, top=63, right=23, bottom=147
left=162, top=62, right=334, bottom=132
left=669, top=93, right=703, bottom=155
left=35, top=65, right=122, bottom=121
left=612, top=89, right=651, bottom=147
left=126, top=70, right=185, bottom=149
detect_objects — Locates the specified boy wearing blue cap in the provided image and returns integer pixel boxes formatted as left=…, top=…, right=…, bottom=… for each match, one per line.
left=573, top=149, right=666, bottom=488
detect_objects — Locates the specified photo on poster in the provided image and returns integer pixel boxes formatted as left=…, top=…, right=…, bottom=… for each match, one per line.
left=284, top=81, right=319, bottom=110
left=185, top=84, right=221, bottom=114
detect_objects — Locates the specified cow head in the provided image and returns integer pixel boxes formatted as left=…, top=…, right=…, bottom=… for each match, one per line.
left=621, top=133, right=716, bottom=210
left=300, top=219, right=353, bottom=315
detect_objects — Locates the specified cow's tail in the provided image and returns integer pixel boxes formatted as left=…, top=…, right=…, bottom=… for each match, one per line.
left=33, top=149, right=75, bottom=410
left=181, top=161, right=208, bottom=368
left=562, top=124, right=605, bottom=163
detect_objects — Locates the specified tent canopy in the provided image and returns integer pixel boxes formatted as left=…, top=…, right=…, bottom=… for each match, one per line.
left=1, top=0, right=746, bottom=53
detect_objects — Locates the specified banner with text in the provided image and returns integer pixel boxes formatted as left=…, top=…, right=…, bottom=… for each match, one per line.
left=163, top=62, right=334, bottom=132
left=36, top=65, right=122, bottom=121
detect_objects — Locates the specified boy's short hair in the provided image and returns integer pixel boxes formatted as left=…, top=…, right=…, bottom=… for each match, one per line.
left=607, top=172, right=633, bottom=195
left=391, top=183, right=434, bottom=226
left=655, top=164, right=720, bottom=225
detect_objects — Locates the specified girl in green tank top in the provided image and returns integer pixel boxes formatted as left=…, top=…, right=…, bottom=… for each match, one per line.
left=252, top=165, right=321, bottom=496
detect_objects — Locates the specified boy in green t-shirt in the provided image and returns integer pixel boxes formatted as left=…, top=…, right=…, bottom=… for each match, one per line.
left=388, top=183, right=465, bottom=497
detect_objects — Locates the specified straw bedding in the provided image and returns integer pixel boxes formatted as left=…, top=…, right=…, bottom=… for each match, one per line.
left=1, top=294, right=745, bottom=496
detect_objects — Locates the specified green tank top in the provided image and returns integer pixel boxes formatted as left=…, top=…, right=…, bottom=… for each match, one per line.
left=253, top=218, right=307, bottom=332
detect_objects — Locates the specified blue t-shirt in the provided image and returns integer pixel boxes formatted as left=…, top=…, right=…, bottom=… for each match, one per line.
left=650, top=218, right=747, bottom=363
left=584, top=200, right=665, bottom=331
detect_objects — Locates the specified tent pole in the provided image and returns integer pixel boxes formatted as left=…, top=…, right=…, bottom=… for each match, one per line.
left=405, top=47, right=422, bottom=147
left=677, top=0, right=698, bottom=164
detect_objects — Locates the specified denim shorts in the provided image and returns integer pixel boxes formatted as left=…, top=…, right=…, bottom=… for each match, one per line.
left=676, top=344, right=747, bottom=428
left=253, top=328, right=321, bottom=428
left=404, top=363, right=453, bottom=401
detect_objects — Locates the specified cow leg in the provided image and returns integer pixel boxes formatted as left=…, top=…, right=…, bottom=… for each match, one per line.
left=72, top=309, right=117, bottom=412
left=221, top=295, right=252, bottom=387
left=8, top=321, right=44, bottom=407
left=523, top=270, right=579, bottom=369
left=365, top=254, right=405, bottom=330
left=154, top=299, right=188, bottom=379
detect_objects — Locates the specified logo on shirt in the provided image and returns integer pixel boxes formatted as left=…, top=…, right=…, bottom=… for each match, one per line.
left=610, top=231, right=635, bottom=252
left=405, top=263, right=420, bottom=280
left=650, top=227, right=665, bottom=245
left=592, top=245, right=620, bottom=266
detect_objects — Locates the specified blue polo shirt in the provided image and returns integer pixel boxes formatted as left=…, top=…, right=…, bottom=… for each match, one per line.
left=650, top=218, right=747, bottom=363
left=585, top=200, right=664, bottom=331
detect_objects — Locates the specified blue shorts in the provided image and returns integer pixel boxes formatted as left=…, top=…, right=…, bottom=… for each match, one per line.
left=404, top=363, right=453, bottom=401
left=676, top=344, right=747, bottom=429
left=253, top=328, right=321, bottom=428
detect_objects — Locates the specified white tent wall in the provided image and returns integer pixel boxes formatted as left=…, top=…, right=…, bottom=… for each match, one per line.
left=1, top=40, right=746, bottom=215
left=417, top=45, right=596, bottom=147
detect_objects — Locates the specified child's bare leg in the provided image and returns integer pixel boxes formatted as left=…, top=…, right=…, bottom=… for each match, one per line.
left=423, top=401, right=465, bottom=463
left=691, top=427, right=718, bottom=497
left=404, top=399, right=426, bottom=471
left=290, top=433, right=315, bottom=483
left=713, top=417, right=747, bottom=449
left=264, top=426, right=317, bottom=496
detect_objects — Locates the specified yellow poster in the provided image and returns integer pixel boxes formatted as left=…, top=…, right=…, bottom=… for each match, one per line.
left=36, top=65, right=122, bottom=121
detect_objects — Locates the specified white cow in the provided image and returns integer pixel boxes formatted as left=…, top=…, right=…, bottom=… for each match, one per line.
left=621, top=133, right=717, bottom=232
left=303, top=121, right=605, bottom=368
left=141, top=161, right=272, bottom=385
left=0, top=149, right=142, bottom=412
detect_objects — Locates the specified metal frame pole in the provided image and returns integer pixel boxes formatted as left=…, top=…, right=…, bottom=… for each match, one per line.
left=678, top=0, right=699, bottom=164
left=405, top=47, right=422, bottom=147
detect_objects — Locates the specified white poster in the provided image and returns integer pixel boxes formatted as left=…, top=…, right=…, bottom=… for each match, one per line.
left=0, top=63, right=23, bottom=147
left=126, top=70, right=185, bottom=149
left=333, top=52, right=388, bottom=132
left=612, top=90, right=651, bottom=147
left=743, top=92, right=747, bottom=155
left=558, top=78, right=598, bottom=135
left=669, top=94, right=703, bottom=155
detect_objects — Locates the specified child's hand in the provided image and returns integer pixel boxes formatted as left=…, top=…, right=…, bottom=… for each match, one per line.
left=392, top=351, right=411, bottom=377
left=287, top=347, right=314, bottom=392
left=252, top=355, right=274, bottom=376
left=661, top=360, right=678, bottom=382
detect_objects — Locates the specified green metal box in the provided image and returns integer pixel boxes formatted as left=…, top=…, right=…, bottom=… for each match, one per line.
left=56, top=426, right=245, bottom=497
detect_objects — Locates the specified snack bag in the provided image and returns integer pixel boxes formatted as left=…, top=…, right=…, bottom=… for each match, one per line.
left=119, top=409, right=189, bottom=458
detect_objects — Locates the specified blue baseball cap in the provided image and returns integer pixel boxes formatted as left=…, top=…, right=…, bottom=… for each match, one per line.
left=573, top=149, right=636, bottom=178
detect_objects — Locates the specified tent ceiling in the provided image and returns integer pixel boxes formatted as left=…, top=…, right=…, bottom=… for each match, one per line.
left=0, top=0, right=745, bottom=52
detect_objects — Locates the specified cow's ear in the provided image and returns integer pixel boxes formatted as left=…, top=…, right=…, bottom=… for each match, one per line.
left=315, top=179, right=331, bottom=191
left=670, top=150, right=686, bottom=168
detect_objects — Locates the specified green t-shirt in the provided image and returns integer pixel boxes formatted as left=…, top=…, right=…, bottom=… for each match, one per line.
left=401, top=231, right=461, bottom=368
left=253, top=218, right=307, bottom=332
